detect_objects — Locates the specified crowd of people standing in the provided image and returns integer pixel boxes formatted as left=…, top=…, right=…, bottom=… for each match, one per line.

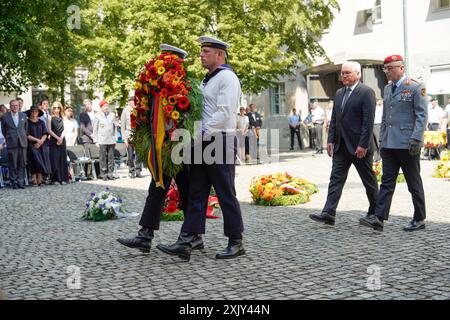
left=0, top=96, right=143, bottom=189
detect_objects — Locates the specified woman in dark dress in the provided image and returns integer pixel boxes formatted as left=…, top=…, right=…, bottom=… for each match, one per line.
left=48, top=102, right=69, bottom=185
left=26, top=105, right=51, bottom=186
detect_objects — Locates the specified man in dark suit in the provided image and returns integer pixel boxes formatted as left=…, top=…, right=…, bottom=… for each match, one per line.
left=360, top=55, right=427, bottom=232
left=246, top=103, right=262, bottom=162
left=1, top=100, right=28, bottom=189
left=309, top=61, right=378, bottom=225
left=79, top=99, right=97, bottom=178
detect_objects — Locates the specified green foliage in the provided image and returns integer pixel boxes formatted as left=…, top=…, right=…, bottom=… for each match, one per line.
left=161, top=210, right=184, bottom=221
left=0, top=0, right=89, bottom=98
left=77, top=0, right=338, bottom=101
left=2, top=1, right=338, bottom=100
left=256, top=193, right=310, bottom=206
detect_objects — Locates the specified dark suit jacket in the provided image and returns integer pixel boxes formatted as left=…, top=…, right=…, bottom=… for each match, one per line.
left=328, top=82, right=376, bottom=155
left=79, top=112, right=94, bottom=144
left=1, top=112, right=28, bottom=149
left=247, top=112, right=262, bottom=129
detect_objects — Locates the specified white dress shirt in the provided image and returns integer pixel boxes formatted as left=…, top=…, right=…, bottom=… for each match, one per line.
left=374, top=105, right=383, bottom=124
left=12, top=112, right=19, bottom=127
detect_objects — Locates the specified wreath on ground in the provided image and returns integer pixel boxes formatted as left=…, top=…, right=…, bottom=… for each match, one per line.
left=161, top=180, right=221, bottom=221
left=433, top=150, right=450, bottom=179
left=373, top=161, right=405, bottom=183
left=249, top=172, right=318, bottom=206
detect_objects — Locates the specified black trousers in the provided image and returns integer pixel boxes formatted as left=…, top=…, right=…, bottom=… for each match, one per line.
left=322, top=142, right=378, bottom=216
left=7, top=147, right=26, bottom=186
left=99, top=144, right=115, bottom=177
left=139, top=167, right=190, bottom=230
left=375, top=148, right=426, bottom=222
left=290, top=126, right=303, bottom=149
left=126, top=143, right=142, bottom=174
left=181, top=135, right=244, bottom=237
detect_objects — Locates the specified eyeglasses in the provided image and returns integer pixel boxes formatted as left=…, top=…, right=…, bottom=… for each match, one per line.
left=340, top=71, right=357, bottom=77
left=383, top=65, right=401, bottom=72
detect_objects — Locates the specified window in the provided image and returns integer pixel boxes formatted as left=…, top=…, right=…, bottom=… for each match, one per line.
left=269, top=83, right=285, bottom=115
left=433, top=0, right=450, bottom=10
left=438, top=0, right=450, bottom=8
left=356, top=0, right=382, bottom=28
left=373, top=0, right=382, bottom=22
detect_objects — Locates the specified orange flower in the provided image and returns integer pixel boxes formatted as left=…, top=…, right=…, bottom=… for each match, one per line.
left=168, top=95, right=177, bottom=105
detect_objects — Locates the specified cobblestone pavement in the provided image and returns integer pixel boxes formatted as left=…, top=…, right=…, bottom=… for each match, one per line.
left=1, top=151, right=449, bottom=300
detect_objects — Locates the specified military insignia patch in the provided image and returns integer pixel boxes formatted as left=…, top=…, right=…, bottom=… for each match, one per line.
left=421, top=88, right=426, bottom=96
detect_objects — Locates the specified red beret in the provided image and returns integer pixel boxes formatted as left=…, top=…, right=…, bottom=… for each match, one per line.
left=384, top=55, right=404, bottom=64
left=99, top=100, right=108, bottom=107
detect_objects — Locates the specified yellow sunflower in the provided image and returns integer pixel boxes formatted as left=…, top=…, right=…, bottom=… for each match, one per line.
left=171, top=110, right=180, bottom=120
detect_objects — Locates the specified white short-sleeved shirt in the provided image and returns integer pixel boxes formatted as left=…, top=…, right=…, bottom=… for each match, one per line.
left=64, top=118, right=79, bottom=146
left=312, top=106, right=325, bottom=123
left=236, top=114, right=249, bottom=131
left=428, top=106, right=445, bottom=124
left=201, top=69, right=241, bottom=133
left=445, top=104, right=450, bottom=121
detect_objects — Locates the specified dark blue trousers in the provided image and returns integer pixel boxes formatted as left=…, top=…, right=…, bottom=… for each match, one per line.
left=181, top=135, right=244, bottom=237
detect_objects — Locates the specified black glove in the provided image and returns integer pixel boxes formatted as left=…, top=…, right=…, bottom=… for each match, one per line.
left=408, top=139, right=421, bottom=156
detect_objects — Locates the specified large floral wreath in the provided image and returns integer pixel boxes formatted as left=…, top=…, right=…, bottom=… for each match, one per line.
left=249, top=172, right=319, bottom=206
left=131, top=51, right=203, bottom=187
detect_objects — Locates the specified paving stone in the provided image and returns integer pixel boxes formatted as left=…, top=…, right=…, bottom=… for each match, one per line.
left=1, top=153, right=449, bottom=299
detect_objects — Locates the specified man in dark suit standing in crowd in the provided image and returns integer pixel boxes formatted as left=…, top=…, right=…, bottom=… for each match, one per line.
left=360, top=55, right=427, bottom=232
left=246, top=103, right=262, bottom=162
left=79, top=99, right=96, bottom=178
left=1, top=100, right=28, bottom=189
left=309, top=61, right=378, bottom=225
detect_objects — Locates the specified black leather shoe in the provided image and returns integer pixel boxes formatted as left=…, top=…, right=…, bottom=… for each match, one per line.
left=309, top=212, right=335, bottom=225
left=359, top=215, right=384, bottom=231
left=12, top=184, right=18, bottom=190
left=156, top=233, right=203, bottom=261
left=359, top=213, right=374, bottom=223
left=117, top=227, right=154, bottom=253
left=18, top=184, right=25, bottom=189
left=216, top=238, right=246, bottom=259
left=403, top=220, right=425, bottom=232
left=128, top=172, right=136, bottom=179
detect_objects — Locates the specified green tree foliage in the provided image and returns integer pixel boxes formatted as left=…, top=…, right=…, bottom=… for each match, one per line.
left=79, top=0, right=338, bottom=102
left=1, top=0, right=338, bottom=100
left=0, top=0, right=88, bottom=100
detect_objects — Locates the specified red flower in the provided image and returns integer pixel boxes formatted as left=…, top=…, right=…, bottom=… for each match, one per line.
left=167, top=188, right=179, bottom=201
left=206, top=206, right=220, bottom=219
left=149, top=66, right=158, bottom=79
left=164, top=205, right=178, bottom=213
left=160, top=88, right=168, bottom=98
left=177, top=96, right=190, bottom=110
left=164, top=105, right=174, bottom=116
